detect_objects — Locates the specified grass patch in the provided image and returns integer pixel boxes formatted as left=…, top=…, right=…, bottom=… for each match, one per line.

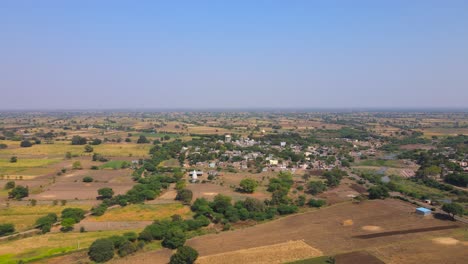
left=0, top=229, right=138, bottom=264
left=87, top=203, right=192, bottom=222
left=99, top=160, right=128, bottom=170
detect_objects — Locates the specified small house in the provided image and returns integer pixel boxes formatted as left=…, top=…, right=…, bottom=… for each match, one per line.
left=415, top=207, right=431, bottom=216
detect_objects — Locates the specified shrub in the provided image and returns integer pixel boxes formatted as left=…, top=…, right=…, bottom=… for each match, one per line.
left=307, top=198, right=326, bottom=208
left=276, top=204, right=298, bottom=215
left=0, top=223, right=15, bottom=236
left=60, top=218, right=75, bottom=232
left=368, top=186, right=390, bottom=200
left=4, top=181, right=15, bottom=190
left=84, top=145, right=94, bottom=153
left=239, top=178, right=258, bottom=193
left=118, top=241, right=137, bottom=257
left=82, top=176, right=94, bottom=183
left=20, top=140, right=32, bottom=147
left=8, top=185, right=29, bottom=200
left=10, top=156, right=17, bottom=163
left=35, top=213, right=57, bottom=233
left=61, top=208, right=86, bottom=222
left=98, top=187, right=114, bottom=199
left=175, top=189, right=193, bottom=205
left=88, top=238, right=115, bottom=262
left=306, top=181, right=327, bottom=195
left=170, top=246, right=199, bottom=264
left=71, top=136, right=87, bottom=145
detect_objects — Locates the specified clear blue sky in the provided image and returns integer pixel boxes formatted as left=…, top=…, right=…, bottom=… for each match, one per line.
left=1, top=0, right=467, bottom=109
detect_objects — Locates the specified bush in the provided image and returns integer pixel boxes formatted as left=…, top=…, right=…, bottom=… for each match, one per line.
left=368, top=186, right=390, bottom=200
left=98, top=187, right=114, bottom=199
left=60, top=218, right=76, bottom=232
left=170, top=246, right=199, bottom=264
left=35, top=213, right=57, bottom=233
left=118, top=241, right=137, bottom=257
left=8, top=185, right=29, bottom=200
left=84, top=145, right=94, bottom=153
left=88, top=238, right=115, bottom=262
left=276, top=204, right=298, bottom=215
left=0, top=223, right=15, bottom=236
left=91, top=204, right=108, bottom=216
left=239, top=178, right=258, bottom=193
left=137, top=135, right=150, bottom=144
left=71, top=136, right=87, bottom=145
left=82, top=176, right=94, bottom=183
left=10, top=156, right=17, bottom=163
left=20, top=140, right=32, bottom=147
left=306, top=181, right=327, bottom=195
left=307, top=198, right=326, bottom=208
left=4, top=181, right=15, bottom=190
left=175, top=189, right=193, bottom=205
left=61, top=208, right=86, bottom=222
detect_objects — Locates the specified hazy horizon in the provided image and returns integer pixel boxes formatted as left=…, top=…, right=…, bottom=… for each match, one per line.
left=1, top=1, right=468, bottom=109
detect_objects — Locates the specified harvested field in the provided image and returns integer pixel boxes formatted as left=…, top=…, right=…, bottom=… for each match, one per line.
left=196, top=240, right=322, bottom=264
left=353, top=225, right=459, bottom=239
left=186, top=200, right=463, bottom=257
left=109, top=248, right=173, bottom=264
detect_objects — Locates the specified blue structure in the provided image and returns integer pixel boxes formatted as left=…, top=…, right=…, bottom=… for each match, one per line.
left=416, top=207, right=432, bottom=216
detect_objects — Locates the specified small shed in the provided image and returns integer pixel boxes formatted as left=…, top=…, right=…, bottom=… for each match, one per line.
left=415, top=207, right=431, bottom=216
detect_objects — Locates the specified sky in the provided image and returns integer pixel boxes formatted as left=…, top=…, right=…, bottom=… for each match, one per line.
left=1, top=0, right=467, bottom=110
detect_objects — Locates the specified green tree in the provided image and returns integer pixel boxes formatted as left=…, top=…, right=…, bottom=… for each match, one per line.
left=212, top=194, right=232, bottom=214
left=71, top=136, right=87, bottom=145
left=61, top=208, right=86, bottom=222
left=10, top=156, right=17, bottom=163
left=0, top=223, right=15, bottom=236
left=162, top=228, right=186, bottom=249
left=175, top=189, right=193, bottom=205
left=306, top=181, right=327, bottom=195
left=82, top=176, right=94, bottom=182
left=118, top=241, right=137, bottom=257
left=20, top=140, right=32, bottom=147
left=60, top=218, right=76, bottom=232
left=8, top=185, right=29, bottom=200
left=137, top=135, right=150, bottom=144
left=98, top=187, right=114, bottom=199
left=169, top=246, right=199, bottom=264
left=239, top=178, right=258, bottom=193
left=367, top=186, right=389, bottom=200
left=442, top=203, right=464, bottom=219
left=88, top=238, right=115, bottom=262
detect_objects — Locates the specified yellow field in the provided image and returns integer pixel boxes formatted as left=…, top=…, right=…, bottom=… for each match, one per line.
left=0, top=140, right=151, bottom=158
left=0, top=204, right=93, bottom=231
left=87, top=203, right=192, bottom=222
left=0, top=229, right=139, bottom=264
left=0, top=158, right=61, bottom=176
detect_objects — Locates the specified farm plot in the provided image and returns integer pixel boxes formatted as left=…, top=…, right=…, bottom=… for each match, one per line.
left=29, top=167, right=134, bottom=200
left=185, top=199, right=464, bottom=263
left=86, top=203, right=192, bottom=222
left=187, top=182, right=270, bottom=202
left=0, top=204, right=93, bottom=231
